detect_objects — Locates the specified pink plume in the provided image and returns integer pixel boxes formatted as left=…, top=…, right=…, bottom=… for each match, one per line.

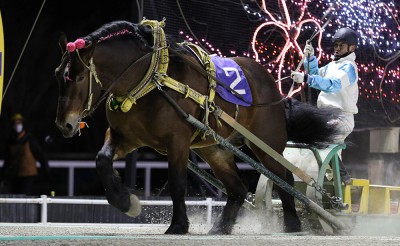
left=66, top=42, right=76, bottom=52
left=74, top=39, right=86, bottom=49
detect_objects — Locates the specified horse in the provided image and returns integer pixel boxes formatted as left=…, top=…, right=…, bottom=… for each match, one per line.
left=55, top=19, right=341, bottom=234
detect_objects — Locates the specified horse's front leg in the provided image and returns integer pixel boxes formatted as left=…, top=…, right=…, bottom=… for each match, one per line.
left=165, top=138, right=190, bottom=234
left=95, top=130, right=141, bottom=217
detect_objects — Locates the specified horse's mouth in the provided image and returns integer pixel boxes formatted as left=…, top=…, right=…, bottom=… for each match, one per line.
left=61, top=127, right=79, bottom=138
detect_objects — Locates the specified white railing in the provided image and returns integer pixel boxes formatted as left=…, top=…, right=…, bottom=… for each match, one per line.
left=0, top=196, right=282, bottom=225
left=0, top=196, right=226, bottom=225
left=0, top=160, right=252, bottom=197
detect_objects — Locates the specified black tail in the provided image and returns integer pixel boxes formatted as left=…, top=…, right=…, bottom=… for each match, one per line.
left=284, top=98, right=342, bottom=147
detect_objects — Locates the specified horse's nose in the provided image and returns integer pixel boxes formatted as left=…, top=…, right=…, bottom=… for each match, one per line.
left=56, top=121, right=76, bottom=138
left=63, top=122, right=74, bottom=133
left=55, top=115, right=79, bottom=138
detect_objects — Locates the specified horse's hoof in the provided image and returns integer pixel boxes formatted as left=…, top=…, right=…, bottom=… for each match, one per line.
left=284, top=224, right=302, bottom=233
left=207, top=229, right=226, bottom=235
left=165, top=224, right=189, bottom=234
left=124, top=194, right=141, bottom=217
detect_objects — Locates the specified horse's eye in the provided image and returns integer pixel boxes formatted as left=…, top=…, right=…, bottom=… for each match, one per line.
left=77, top=76, right=84, bottom=82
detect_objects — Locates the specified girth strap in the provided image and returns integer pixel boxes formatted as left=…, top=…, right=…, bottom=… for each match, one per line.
left=179, top=42, right=217, bottom=106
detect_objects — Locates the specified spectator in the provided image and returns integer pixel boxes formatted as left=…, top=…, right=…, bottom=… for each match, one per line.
left=1, top=113, right=50, bottom=195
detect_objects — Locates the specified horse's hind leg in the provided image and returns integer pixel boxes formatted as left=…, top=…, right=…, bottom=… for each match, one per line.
left=275, top=169, right=301, bottom=232
left=95, top=130, right=141, bottom=217
left=194, top=145, right=248, bottom=235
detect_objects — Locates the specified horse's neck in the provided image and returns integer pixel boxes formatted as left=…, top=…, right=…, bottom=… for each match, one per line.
left=99, top=50, right=152, bottom=97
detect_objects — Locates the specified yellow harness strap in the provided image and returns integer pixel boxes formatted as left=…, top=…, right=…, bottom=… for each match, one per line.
left=107, top=19, right=218, bottom=141
left=177, top=42, right=218, bottom=140
left=179, top=42, right=217, bottom=106
left=159, top=76, right=207, bottom=107
left=108, top=19, right=168, bottom=112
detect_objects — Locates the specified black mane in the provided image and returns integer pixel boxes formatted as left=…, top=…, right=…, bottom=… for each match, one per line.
left=83, top=20, right=191, bottom=62
left=83, top=20, right=147, bottom=45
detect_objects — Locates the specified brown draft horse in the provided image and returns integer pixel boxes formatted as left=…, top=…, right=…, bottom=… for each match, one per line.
left=55, top=20, right=340, bottom=234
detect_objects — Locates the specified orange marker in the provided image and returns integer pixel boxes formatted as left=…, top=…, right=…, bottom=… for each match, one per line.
left=79, top=122, right=86, bottom=129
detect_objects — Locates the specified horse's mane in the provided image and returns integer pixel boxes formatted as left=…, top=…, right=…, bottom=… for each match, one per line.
left=82, top=20, right=190, bottom=62
left=86, top=21, right=184, bottom=48
left=83, top=21, right=146, bottom=45
left=166, top=36, right=191, bottom=63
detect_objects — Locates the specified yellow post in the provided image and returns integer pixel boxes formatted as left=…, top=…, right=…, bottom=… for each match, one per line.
left=369, top=185, right=391, bottom=214
left=369, top=185, right=400, bottom=214
left=342, top=179, right=370, bottom=214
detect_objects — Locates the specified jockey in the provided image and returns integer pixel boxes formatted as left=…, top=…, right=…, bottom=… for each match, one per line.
left=291, top=27, right=359, bottom=185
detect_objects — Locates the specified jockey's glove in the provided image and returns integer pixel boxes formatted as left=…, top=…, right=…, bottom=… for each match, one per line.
left=303, top=43, right=314, bottom=57
left=291, top=71, right=311, bottom=84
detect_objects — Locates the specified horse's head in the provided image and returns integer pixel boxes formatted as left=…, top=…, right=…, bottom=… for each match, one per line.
left=54, top=33, right=97, bottom=137
left=55, top=21, right=155, bottom=138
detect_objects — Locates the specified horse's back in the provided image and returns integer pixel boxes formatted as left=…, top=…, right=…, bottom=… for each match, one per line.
left=231, top=57, right=281, bottom=104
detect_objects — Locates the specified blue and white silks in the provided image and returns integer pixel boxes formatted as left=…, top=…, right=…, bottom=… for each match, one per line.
left=303, top=52, right=359, bottom=114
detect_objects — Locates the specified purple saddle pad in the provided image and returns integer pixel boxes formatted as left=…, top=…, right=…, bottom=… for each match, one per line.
left=210, top=55, right=253, bottom=106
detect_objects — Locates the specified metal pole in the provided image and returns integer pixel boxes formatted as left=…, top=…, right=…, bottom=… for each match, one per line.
left=68, top=166, right=74, bottom=196
left=145, top=167, right=151, bottom=197
left=206, top=198, right=212, bottom=225
left=40, top=195, right=47, bottom=224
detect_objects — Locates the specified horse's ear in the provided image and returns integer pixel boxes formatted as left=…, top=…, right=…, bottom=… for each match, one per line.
left=59, top=32, right=67, bottom=54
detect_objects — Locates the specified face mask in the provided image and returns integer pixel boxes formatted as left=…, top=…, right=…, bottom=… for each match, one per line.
left=14, top=123, right=23, bottom=133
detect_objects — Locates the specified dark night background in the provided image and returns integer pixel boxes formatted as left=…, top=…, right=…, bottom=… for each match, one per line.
left=0, top=0, right=264, bottom=159
left=0, top=0, right=399, bottom=196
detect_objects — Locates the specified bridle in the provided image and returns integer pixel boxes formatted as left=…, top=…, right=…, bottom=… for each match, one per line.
left=74, top=53, right=102, bottom=118
left=62, top=21, right=164, bottom=120
left=74, top=48, right=159, bottom=118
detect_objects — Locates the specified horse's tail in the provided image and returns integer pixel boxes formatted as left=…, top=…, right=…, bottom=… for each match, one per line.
left=284, top=98, right=342, bottom=147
